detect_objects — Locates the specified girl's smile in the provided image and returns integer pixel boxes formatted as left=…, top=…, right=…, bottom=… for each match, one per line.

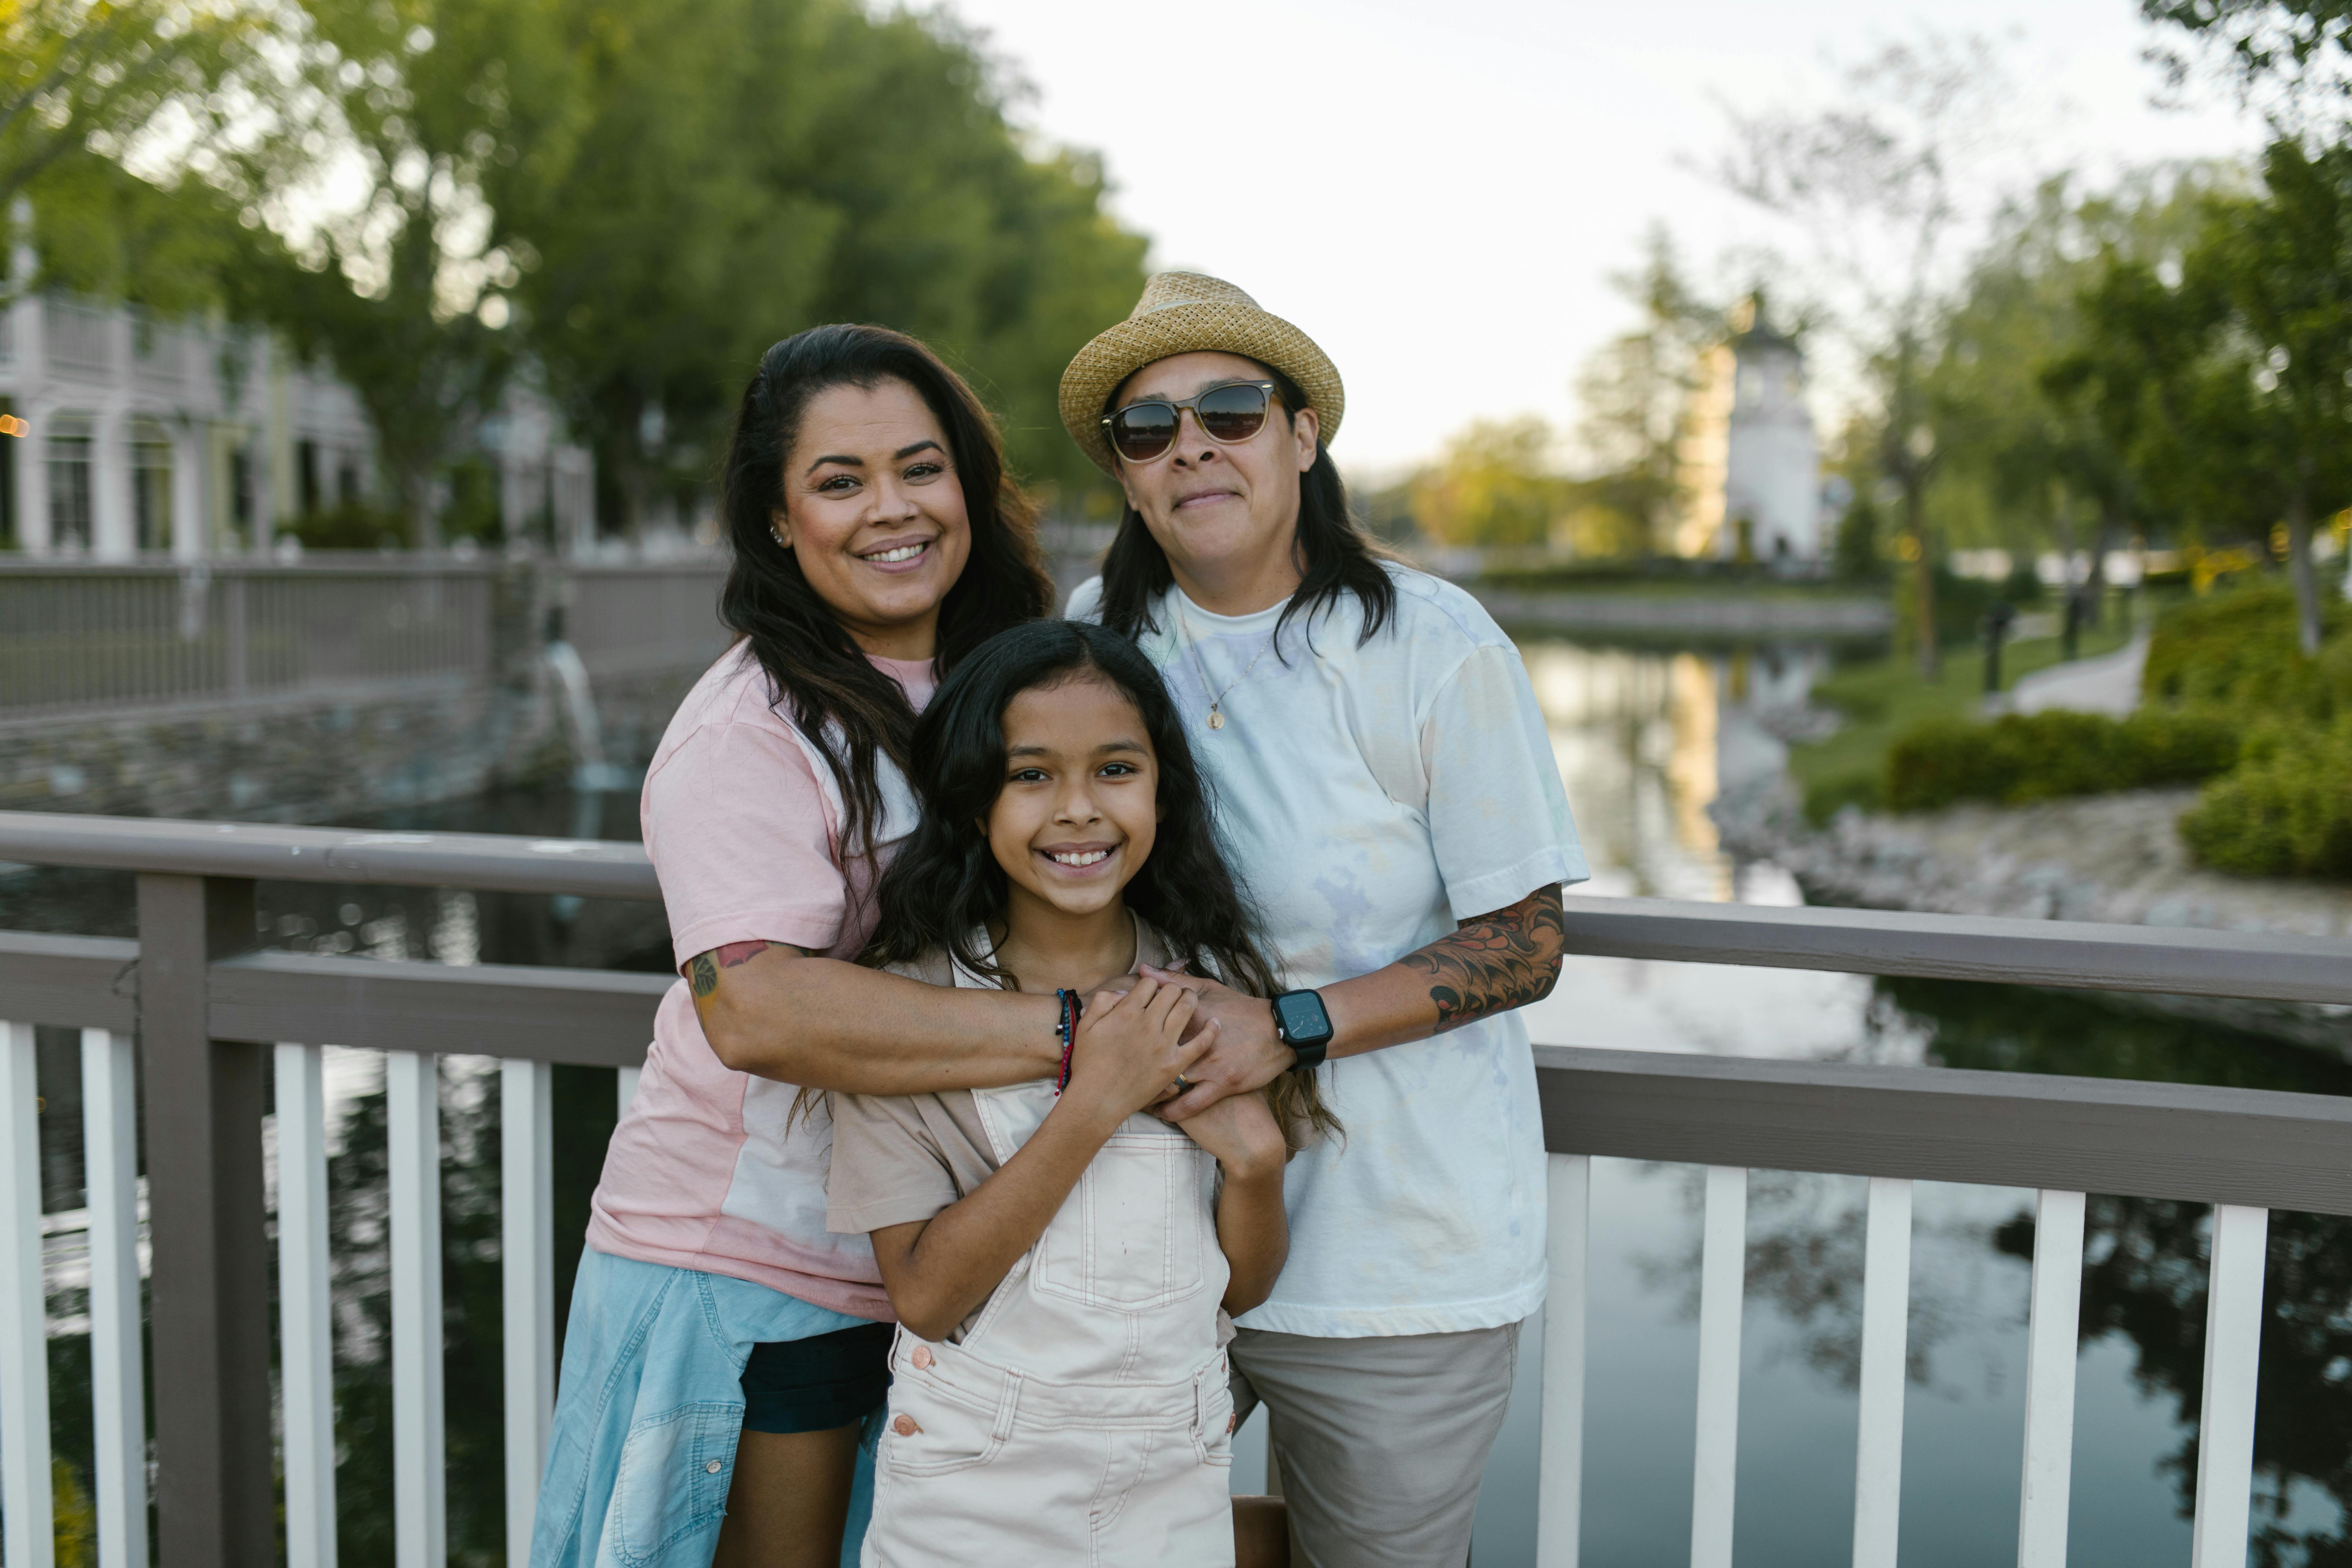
left=1040, top=842, right=1117, bottom=873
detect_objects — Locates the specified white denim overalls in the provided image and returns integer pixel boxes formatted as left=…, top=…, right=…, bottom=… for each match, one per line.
left=862, top=960, right=1236, bottom=1567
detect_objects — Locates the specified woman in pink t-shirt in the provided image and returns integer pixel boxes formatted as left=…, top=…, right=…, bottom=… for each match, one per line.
left=531, top=327, right=1102, bottom=1568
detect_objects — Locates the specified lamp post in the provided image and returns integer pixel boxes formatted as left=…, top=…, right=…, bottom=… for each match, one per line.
left=1983, top=600, right=2016, bottom=696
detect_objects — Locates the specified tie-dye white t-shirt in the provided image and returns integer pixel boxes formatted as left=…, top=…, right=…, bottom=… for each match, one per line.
left=1067, top=562, right=1587, bottom=1337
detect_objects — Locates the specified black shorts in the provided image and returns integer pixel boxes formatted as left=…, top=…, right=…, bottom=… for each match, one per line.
left=741, top=1320, right=894, bottom=1434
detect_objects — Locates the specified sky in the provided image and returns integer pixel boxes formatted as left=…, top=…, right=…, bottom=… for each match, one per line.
left=937, top=0, right=2269, bottom=479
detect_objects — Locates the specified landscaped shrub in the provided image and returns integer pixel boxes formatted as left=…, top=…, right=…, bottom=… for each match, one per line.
left=1885, top=709, right=2242, bottom=813
left=282, top=498, right=412, bottom=551
left=2143, top=583, right=2352, bottom=723
left=1803, top=768, right=1884, bottom=822
left=2178, top=721, right=2352, bottom=879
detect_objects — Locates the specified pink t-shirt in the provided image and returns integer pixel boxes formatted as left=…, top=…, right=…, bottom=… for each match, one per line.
left=584, top=641, right=936, bottom=1319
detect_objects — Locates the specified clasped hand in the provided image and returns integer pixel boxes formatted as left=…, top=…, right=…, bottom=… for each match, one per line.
left=1134, top=963, right=1293, bottom=1122
left=1059, top=976, right=1214, bottom=1127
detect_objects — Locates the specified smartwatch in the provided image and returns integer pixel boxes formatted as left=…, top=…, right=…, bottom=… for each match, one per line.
left=1272, top=989, right=1334, bottom=1073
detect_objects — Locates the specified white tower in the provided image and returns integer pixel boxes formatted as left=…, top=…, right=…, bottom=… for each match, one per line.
left=1717, top=318, right=1820, bottom=565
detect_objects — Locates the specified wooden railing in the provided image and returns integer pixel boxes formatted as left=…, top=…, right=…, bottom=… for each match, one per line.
left=1, top=812, right=2348, bottom=1568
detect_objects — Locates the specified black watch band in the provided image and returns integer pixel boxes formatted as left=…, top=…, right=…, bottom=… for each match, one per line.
left=1272, top=988, right=1334, bottom=1073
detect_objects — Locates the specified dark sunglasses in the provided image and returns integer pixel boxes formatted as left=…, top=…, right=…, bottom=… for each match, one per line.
left=1101, top=380, right=1280, bottom=465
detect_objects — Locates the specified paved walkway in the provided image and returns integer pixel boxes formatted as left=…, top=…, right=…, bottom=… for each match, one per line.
left=1993, top=631, right=2150, bottom=717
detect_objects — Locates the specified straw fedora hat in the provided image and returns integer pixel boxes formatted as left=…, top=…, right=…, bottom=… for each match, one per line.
left=1058, top=272, right=1345, bottom=477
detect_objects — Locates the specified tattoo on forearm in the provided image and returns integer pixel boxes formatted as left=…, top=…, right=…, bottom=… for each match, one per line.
left=687, top=941, right=797, bottom=1003
left=1401, top=887, right=1566, bottom=1033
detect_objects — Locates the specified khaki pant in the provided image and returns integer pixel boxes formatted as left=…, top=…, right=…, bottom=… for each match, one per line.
left=1228, top=1322, right=1522, bottom=1568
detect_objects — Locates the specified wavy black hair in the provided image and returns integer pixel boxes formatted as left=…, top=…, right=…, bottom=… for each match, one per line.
left=1091, top=359, right=1396, bottom=651
left=863, top=619, right=1336, bottom=1143
left=719, top=324, right=1055, bottom=865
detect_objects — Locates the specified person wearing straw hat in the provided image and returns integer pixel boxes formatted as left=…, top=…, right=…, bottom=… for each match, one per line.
left=1061, top=273, right=1589, bottom=1566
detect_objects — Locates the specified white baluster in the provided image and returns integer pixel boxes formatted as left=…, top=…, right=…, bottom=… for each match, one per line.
left=2190, top=1205, right=2270, bottom=1568
left=0, top=1020, right=54, bottom=1568
left=2017, top=1189, right=2086, bottom=1568
left=503, top=1058, right=555, bottom=1568
left=1690, top=1165, right=1748, bottom=1568
left=84, top=1029, right=149, bottom=1568
left=388, top=1051, right=447, bottom=1568
left=276, top=1044, right=338, bottom=1568
left=1536, top=1154, right=1589, bottom=1568
left=616, top=1064, right=640, bottom=1118
left=1851, top=1177, right=1912, bottom=1568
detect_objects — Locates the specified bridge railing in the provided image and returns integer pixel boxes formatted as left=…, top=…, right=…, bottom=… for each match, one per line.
left=1, top=811, right=2348, bottom=1568
left=0, top=560, right=501, bottom=716
left=560, top=561, right=729, bottom=680
left=0, top=559, right=739, bottom=721
left=1, top=532, right=1124, bottom=722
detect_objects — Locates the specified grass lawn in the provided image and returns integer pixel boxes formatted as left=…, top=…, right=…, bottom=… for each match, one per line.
left=1789, top=611, right=2140, bottom=821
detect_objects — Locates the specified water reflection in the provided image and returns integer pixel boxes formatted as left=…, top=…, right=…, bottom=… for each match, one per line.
left=1524, top=638, right=1830, bottom=906
left=1494, top=638, right=2352, bottom=1567
left=314, top=1052, right=621, bottom=1566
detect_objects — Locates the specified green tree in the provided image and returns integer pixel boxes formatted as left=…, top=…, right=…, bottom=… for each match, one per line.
left=76, top=0, right=1147, bottom=546
left=18, top=151, right=253, bottom=312
left=2143, top=0, right=2352, bottom=120
left=484, top=0, right=829, bottom=540
left=0, top=1, right=268, bottom=226
left=2065, top=142, right=2352, bottom=654
left=1569, top=229, right=1720, bottom=557
left=495, top=0, right=1145, bottom=536
left=1409, top=416, right=1581, bottom=551
left=785, top=8, right=1146, bottom=505
left=2191, top=140, right=2352, bottom=652
left=1933, top=170, right=2220, bottom=625
left=238, top=0, right=599, bottom=547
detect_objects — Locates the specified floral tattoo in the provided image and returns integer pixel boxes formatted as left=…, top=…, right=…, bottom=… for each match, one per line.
left=688, top=940, right=797, bottom=1006
left=1400, top=886, right=1567, bottom=1033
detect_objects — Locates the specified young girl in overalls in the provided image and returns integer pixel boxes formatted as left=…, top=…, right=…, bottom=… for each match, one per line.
left=823, top=619, right=1333, bottom=1567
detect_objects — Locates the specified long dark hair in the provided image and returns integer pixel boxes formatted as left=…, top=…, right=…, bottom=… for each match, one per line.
left=719, top=324, right=1054, bottom=862
left=864, top=619, right=1336, bottom=1143
left=1092, top=360, right=1396, bottom=650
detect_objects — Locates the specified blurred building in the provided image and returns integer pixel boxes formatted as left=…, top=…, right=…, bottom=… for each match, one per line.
left=1671, top=303, right=1828, bottom=566
left=0, top=292, right=593, bottom=559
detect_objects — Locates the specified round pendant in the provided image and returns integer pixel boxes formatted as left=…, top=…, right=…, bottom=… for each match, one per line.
left=1207, top=709, right=1225, bottom=730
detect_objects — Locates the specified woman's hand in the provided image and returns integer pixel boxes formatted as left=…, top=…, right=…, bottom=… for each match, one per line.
left=1188, top=1090, right=1290, bottom=1315
left=1173, top=1089, right=1286, bottom=1183
left=1133, top=965, right=1290, bottom=1122
left=1059, top=976, right=1214, bottom=1131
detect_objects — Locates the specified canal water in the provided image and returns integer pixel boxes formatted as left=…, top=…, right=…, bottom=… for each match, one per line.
left=7, top=633, right=2350, bottom=1566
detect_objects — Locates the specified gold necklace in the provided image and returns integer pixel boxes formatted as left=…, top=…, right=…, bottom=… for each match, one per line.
left=1182, top=614, right=1276, bottom=730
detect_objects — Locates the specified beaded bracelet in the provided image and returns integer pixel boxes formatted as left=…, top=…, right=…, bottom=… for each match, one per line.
left=1053, top=988, right=1080, bottom=1094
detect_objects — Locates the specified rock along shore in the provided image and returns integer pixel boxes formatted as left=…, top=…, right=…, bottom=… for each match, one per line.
left=1711, top=781, right=2352, bottom=1049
